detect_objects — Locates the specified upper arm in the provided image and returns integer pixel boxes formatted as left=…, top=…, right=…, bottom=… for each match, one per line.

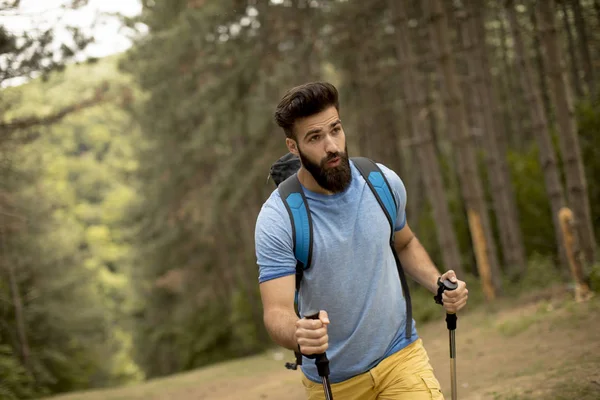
left=394, top=222, right=416, bottom=251
left=254, top=197, right=297, bottom=313
left=259, top=275, right=296, bottom=316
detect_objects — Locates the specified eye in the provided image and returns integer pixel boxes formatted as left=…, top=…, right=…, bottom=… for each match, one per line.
left=309, top=135, right=320, bottom=142
left=333, top=127, right=341, bottom=134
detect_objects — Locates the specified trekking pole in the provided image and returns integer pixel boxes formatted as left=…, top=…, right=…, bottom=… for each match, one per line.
left=305, top=310, right=334, bottom=400
left=434, top=278, right=459, bottom=400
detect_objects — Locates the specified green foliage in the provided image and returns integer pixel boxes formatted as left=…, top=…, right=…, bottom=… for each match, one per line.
left=0, top=345, right=39, bottom=399
left=0, top=55, right=143, bottom=398
left=507, top=146, right=557, bottom=259
left=589, top=262, right=600, bottom=293
left=504, top=253, right=565, bottom=295
left=575, top=98, right=600, bottom=244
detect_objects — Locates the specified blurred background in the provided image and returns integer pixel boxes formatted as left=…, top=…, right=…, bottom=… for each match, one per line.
left=1, top=0, right=599, bottom=399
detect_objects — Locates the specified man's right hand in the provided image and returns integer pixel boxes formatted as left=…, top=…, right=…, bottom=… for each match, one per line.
left=295, top=310, right=330, bottom=355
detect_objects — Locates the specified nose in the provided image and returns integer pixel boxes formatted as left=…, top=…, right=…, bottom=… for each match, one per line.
left=323, top=134, right=339, bottom=154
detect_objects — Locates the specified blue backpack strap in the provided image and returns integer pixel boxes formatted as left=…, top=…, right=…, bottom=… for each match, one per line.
left=352, top=157, right=413, bottom=339
left=277, top=173, right=313, bottom=370
left=277, top=173, right=313, bottom=311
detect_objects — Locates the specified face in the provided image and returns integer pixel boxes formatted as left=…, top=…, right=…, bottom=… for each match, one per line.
left=286, top=106, right=352, bottom=193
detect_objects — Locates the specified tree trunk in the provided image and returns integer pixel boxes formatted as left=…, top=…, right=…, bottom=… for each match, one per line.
left=560, top=1, right=584, bottom=100
left=390, top=0, right=464, bottom=277
left=0, top=216, right=31, bottom=370
left=498, top=6, right=525, bottom=151
left=505, top=0, right=568, bottom=270
left=571, top=0, right=596, bottom=96
left=425, top=0, right=502, bottom=298
left=530, top=8, right=553, bottom=125
left=351, top=18, right=372, bottom=159
left=377, top=78, right=421, bottom=224
left=537, top=0, right=597, bottom=265
left=464, top=0, right=526, bottom=276
left=297, top=0, right=319, bottom=82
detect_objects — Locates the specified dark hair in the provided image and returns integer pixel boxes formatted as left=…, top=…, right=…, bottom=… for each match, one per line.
left=274, top=81, right=340, bottom=139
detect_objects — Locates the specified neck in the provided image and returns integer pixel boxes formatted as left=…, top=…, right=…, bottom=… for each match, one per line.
left=297, top=166, right=333, bottom=195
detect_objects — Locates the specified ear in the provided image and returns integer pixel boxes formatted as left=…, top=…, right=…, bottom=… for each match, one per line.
left=286, top=138, right=299, bottom=156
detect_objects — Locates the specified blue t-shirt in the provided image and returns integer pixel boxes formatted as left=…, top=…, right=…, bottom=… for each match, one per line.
left=254, top=160, right=419, bottom=383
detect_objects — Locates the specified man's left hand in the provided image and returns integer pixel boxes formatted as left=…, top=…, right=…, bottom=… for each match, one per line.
left=439, top=270, right=468, bottom=314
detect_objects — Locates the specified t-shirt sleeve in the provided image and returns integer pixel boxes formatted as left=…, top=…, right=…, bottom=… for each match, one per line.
left=254, top=195, right=297, bottom=284
left=378, top=163, right=408, bottom=232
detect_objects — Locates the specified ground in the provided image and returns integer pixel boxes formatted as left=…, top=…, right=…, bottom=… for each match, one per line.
left=45, top=285, right=600, bottom=400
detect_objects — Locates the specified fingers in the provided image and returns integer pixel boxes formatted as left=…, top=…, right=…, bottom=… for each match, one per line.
left=444, top=296, right=468, bottom=313
left=443, top=281, right=468, bottom=299
left=296, top=310, right=330, bottom=355
left=299, top=342, right=329, bottom=355
left=442, top=283, right=468, bottom=313
left=440, top=269, right=458, bottom=283
left=296, top=325, right=328, bottom=339
left=297, top=331, right=329, bottom=353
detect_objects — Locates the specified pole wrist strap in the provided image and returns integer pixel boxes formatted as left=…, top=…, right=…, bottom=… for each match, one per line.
left=434, top=276, right=445, bottom=305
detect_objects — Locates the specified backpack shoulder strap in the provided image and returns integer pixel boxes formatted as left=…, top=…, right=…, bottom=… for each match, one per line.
left=277, top=173, right=313, bottom=370
left=351, top=157, right=398, bottom=232
left=277, top=173, right=313, bottom=292
left=352, top=157, right=413, bottom=339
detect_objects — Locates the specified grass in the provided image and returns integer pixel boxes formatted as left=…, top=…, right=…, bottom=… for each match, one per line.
left=42, top=351, right=288, bottom=400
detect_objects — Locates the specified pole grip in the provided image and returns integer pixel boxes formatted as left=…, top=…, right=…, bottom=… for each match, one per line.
left=441, top=278, right=458, bottom=291
left=304, top=310, right=331, bottom=377
left=305, top=310, right=321, bottom=320
left=434, top=278, right=459, bottom=330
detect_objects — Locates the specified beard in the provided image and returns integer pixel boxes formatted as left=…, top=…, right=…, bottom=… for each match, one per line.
left=298, top=145, right=352, bottom=193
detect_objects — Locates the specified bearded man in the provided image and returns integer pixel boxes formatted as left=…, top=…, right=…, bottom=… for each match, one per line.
left=254, top=82, right=469, bottom=400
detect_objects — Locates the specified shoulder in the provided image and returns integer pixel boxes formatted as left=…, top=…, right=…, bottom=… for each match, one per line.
left=351, top=158, right=407, bottom=209
left=373, top=162, right=407, bottom=206
left=255, top=188, right=293, bottom=239
left=350, top=158, right=407, bottom=200
left=256, top=188, right=288, bottom=223
left=375, top=163, right=404, bottom=187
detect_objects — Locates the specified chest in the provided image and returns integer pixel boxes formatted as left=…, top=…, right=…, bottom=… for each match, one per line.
left=307, top=187, right=393, bottom=266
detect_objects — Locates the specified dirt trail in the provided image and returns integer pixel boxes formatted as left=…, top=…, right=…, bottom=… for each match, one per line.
left=202, top=287, right=600, bottom=400
left=47, top=287, right=600, bottom=400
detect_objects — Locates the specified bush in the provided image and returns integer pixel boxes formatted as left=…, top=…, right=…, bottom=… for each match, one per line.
left=589, top=262, right=600, bottom=293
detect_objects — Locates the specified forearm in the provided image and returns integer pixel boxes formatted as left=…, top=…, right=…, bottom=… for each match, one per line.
left=396, top=236, right=440, bottom=294
left=263, top=308, right=299, bottom=351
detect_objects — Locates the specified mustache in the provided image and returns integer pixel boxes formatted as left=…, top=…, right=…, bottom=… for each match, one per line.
left=321, top=151, right=344, bottom=165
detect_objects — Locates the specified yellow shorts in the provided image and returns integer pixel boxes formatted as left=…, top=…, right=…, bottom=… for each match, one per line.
left=301, top=338, right=444, bottom=400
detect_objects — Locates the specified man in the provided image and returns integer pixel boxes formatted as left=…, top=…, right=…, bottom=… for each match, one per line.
left=254, top=82, right=468, bottom=399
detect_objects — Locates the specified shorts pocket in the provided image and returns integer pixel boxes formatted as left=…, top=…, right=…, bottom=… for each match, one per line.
left=420, top=375, right=444, bottom=399
left=301, top=374, right=319, bottom=390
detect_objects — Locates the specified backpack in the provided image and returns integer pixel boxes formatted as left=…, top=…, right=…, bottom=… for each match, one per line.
left=268, top=153, right=413, bottom=370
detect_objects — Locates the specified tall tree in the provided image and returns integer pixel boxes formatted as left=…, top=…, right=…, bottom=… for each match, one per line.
left=529, top=7, right=553, bottom=124
left=424, top=0, right=502, bottom=300
left=460, top=0, right=526, bottom=275
left=389, top=0, right=464, bottom=276
left=496, top=7, right=526, bottom=150
left=537, top=0, right=597, bottom=265
left=570, top=0, right=596, bottom=96
left=559, top=1, right=584, bottom=100
left=505, top=0, right=568, bottom=269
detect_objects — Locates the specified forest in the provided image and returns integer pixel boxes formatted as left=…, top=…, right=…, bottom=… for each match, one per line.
left=1, top=0, right=599, bottom=399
